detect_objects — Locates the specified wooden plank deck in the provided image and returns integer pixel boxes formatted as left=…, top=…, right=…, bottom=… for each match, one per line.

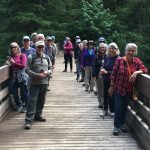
left=0, top=53, right=142, bottom=150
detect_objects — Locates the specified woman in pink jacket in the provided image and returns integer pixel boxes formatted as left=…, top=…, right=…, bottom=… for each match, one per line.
left=63, top=37, right=73, bottom=72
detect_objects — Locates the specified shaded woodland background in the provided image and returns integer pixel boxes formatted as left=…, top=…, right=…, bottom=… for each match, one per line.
left=0, top=0, right=149, bottom=70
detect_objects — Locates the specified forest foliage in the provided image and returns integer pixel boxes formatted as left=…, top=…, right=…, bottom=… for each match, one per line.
left=0, top=0, right=149, bottom=70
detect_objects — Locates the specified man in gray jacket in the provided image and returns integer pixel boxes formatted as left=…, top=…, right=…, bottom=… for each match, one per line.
left=24, top=40, right=52, bottom=130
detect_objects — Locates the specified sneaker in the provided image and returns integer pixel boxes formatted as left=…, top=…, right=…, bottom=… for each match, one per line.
left=113, top=127, right=120, bottom=136
left=100, top=110, right=108, bottom=117
left=24, top=122, right=31, bottom=130
left=120, top=125, right=127, bottom=133
left=20, top=107, right=27, bottom=113
left=34, top=116, right=46, bottom=122
left=110, top=112, right=115, bottom=117
left=94, top=91, right=97, bottom=95
left=63, top=70, right=67, bottom=72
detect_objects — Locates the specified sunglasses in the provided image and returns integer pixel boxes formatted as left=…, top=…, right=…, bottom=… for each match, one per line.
left=23, top=39, right=29, bottom=42
left=37, top=46, right=44, bottom=49
left=10, top=46, right=17, bottom=49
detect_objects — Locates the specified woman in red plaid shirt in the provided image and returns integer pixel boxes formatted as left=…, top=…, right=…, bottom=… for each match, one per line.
left=109, top=43, right=148, bottom=136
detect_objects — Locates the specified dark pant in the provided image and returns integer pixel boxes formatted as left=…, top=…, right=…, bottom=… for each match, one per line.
left=114, top=92, right=131, bottom=128
left=64, top=54, right=72, bottom=71
left=25, top=84, right=47, bottom=123
left=103, top=79, right=114, bottom=112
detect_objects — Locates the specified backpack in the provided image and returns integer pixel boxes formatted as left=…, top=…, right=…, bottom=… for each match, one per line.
left=31, top=53, right=50, bottom=70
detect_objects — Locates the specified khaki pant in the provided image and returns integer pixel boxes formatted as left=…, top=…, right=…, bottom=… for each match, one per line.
left=84, top=66, right=94, bottom=90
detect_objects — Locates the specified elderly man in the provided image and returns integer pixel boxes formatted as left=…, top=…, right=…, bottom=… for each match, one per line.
left=24, top=40, right=52, bottom=130
left=21, top=36, right=35, bottom=57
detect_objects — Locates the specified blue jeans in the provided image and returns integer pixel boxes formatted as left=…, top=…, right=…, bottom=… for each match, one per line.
left=11, top=81, right=29, bottom=107
left=25, top=84, right=47, bottom=123
left=114, top=92, right=131, bottom=128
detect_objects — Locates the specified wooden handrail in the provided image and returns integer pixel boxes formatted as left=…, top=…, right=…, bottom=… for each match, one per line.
left=126, top=74, right=150, bottom=150
left=0, top=65, right=10, bottom=120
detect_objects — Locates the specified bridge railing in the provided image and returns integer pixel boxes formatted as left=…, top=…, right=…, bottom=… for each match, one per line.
left=0, top=65, right=10, bottom=121
left=126, top=74, right=150, bottom=150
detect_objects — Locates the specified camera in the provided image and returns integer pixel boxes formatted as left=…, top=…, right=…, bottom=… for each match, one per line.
left=7, top=56, right=11, bottom=61
left=40, top=69, right=44, bottom=73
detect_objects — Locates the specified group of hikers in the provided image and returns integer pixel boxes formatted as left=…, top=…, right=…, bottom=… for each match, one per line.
left=4, top=33, right=148, bottom=136
left=5, top=33, right=57, bottom=130
left=62, top=35, right=148, bottom=136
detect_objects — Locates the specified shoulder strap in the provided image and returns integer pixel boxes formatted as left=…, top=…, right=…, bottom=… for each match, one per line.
left=123, top=56, right=131, bottom=76
left=31, top=53, right=36, bottom=65
left=20, top=53, right=23, bottom=62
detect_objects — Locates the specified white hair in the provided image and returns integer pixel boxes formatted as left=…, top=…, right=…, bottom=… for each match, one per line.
left=125, top=43, right=137, bottom=55
left=37, top=33, right=45, bottom=41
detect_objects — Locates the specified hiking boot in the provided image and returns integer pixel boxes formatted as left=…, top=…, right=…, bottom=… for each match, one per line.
left=20, top=107, right=27, bottom=113
left=94, top=91, right=97, bottom=95
left=98, top=105, right=103, bottom=108
left=120, top=125, right=127, bottom=133
left=47, top=88, right=51, bottom=91
left=113, top=127, right=120, bottom=136
left=34, top=116, right=46, bottom=122
left=110, top=112, right=115, bottom=117
left=90, top=88, right=94, bottom=92
left=24, top=122, right=31, bottom=130
left=82, top=83, right=85, bottom=86
left=79, top=79, right=84, bottom=82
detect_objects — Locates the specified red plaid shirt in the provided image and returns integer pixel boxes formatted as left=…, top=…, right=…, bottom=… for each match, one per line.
left=111, top=57, right=148, bottom=95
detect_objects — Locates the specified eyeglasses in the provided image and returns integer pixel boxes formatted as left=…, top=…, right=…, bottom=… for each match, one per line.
left=10, top=46, right=17, bottom=49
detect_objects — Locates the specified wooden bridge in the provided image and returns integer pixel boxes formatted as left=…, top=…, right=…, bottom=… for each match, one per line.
left=0, top=52, right=149, bottom=150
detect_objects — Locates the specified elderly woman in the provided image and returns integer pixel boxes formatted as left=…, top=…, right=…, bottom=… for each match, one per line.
left=6, top=42, right=29, bottom=112
left=100, top=42, right=120, bottom=117
left=92, top=43, right=107, bottom=108
left=109, top=43, right=148, bottom=136
left=63, top=37, right=73, bottom=72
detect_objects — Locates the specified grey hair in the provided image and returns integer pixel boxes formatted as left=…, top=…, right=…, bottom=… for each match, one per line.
left=107, top=42, right=120, bottom=56
left=78, top=42, right=83, bottom=50
left=125, top=43, right=137, bottom=55
left=99, top=43, right=107, bottom=49
left=37, top=33, right=45, bottom=40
